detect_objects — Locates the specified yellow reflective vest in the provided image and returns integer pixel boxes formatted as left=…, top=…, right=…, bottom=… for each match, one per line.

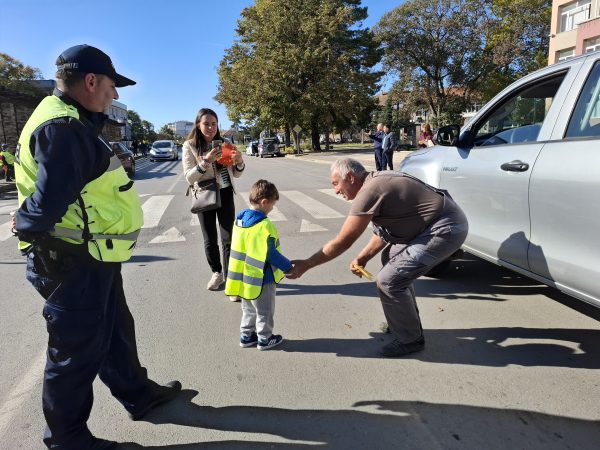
left=15, top=95, right=143, bottom=262
left=1, top=151, right=15, bottom=165
left=225, top=217, right=284, bottom=300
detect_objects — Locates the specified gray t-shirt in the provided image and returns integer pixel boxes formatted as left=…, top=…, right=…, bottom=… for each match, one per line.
left=350, top=171, right=444, bottom=243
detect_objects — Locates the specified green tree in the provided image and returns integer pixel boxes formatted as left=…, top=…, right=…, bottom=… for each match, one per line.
left=157, top=124, right=176, bottom=140
left=216, top=0, right=382, bottom=150
left=375, top=0, right=497, bottom=126
left=127, top=110, right=144, bottom=142
left=142, top=120, right=156, bottom=143
left=0, top=53, right=43, bottom=95
left=482, top=0, right=551, bottom=100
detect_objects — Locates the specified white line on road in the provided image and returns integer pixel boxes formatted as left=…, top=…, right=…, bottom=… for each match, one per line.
left=141, top=195, right=174, bottom=228
left=239, top=192, right=287, bottom=222
left=0, top=204, right=18, bottom=214
left=317, top=188, right=348, bottom=201
left=0, top=349, right=46, bottom=439
left=280, top=190, right=344, bottom=219
left=0, top=221, right=14, bottom=241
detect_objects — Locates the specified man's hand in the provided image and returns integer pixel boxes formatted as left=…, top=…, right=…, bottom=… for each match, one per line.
left=286, top=259, right=310, bottom=279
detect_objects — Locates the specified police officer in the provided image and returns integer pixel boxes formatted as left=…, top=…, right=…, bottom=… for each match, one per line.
left=14, top=45, right=181, bottom=450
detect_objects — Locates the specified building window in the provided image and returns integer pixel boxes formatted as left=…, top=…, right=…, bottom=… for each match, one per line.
left=560, top=1, right=591, bottom=33
left=557, top=48, right=576, bottom=62
left=585, top=37, right=600, bottom=53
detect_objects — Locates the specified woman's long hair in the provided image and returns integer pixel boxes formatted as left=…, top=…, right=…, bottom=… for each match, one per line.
left=187, top=108, right=223, bottom=153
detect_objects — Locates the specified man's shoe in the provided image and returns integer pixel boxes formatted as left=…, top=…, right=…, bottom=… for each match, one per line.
left=206, top=272, right=224, bottom=290
left=380, top=336, right=425, bottom=357
left=128, top=380, right=182, bottom=420
left=240, top=332, right=258, bottom=347
left=257, top=334, right=283, bottom=350
left=229, top=296, right=241, bottom=302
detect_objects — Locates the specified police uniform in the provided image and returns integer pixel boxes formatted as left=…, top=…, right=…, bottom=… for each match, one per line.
left=15, top=45, right=180, bottom=450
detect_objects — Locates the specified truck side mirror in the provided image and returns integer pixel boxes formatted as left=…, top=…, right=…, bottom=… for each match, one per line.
left=436, top=125, right=460, bottom=146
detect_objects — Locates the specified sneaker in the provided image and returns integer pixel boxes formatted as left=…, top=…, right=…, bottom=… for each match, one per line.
left=240, top=332, right=258, bottom=347
left=380, top=336, right=425, bottom=357
left=206, top=272, right=224, bottom=290
left=229, top=296, right=241, bottom=302
left=257, top=334, right=283, bottom=351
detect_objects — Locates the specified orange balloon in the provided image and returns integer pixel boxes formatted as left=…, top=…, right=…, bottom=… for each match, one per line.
left=217, top=142, right=237, bottom=166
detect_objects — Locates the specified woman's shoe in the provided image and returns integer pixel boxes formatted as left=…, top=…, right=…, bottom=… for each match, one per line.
left=206, top=272, right=224, bottom=290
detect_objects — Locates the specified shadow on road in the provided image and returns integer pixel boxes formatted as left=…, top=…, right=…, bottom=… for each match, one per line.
left=278, top=282, right=376, bottom=298
left=116, top=392, right=599, bottom=449
left=278, top=327, right=600, bottom=369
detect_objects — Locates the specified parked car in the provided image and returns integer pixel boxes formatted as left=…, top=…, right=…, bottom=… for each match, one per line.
left=258, top=137, right=282, bottom=158
left=400, top=50, right=600, bottom=308
left=109, top=142, right=135, bottom=178
left=245, top=140, right=259, bottom=156
left=149, top=140, right=178, bottom=161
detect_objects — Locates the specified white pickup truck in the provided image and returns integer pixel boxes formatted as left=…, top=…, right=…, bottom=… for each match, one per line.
left=400, top=50, right=600, bottom=308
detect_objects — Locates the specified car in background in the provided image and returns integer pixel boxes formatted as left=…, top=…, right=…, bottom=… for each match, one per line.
left=399, top=50, right=600, bottom=308
left=109, top=142, right=135, bottom=178
left=258, top=137, right=283, bottom=158
left=149, top=140, right=178, bottom=161
left=245, top=140, right=259, bottom=156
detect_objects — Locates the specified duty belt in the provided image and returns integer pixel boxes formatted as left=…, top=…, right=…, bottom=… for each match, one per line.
left=49, top=226, right=140, bottom=241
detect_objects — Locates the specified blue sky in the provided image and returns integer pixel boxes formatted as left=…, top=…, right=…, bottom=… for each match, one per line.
left=1, top=0, right=400, bottom=131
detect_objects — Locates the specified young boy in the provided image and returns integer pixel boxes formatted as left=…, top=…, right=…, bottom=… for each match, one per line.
left=225, top=179, right=292, bottom=350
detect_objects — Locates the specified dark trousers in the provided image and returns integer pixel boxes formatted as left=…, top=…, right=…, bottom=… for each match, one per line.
left=381, top=151, right=394, bottom=170
left=374, top=148, right=382, bottom=171
left=197, top=186, right=235, bottom=277
left=26, top=253, right=159, bottom=449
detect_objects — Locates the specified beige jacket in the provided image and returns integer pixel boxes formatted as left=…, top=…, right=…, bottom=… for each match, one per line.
left=182, top=139, right=243, bottom=190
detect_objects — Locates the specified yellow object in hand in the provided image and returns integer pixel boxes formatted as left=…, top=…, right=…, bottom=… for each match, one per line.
left=352, top=264, right=374, bottom=281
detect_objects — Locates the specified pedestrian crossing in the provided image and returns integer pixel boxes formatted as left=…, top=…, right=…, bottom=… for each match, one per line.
left=0, top=188, right=349, bottom=245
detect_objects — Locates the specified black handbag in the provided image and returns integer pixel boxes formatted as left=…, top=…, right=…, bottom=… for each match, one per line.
left=190, top=178, right=221, bottom=213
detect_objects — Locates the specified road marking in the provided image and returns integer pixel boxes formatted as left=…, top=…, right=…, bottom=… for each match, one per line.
left=317, top=188, right=347, bottom=202
left=280, top=190, right=343, bottom=219
left=0, top=221, right=13, bottom=241
left=149, top=226, right=186, bottom=244
left=141, top=195, right=174, bottom=228
left=238, top=192, right=286, bottom=221
left=300, top=219, right=327, bottom=233
left=0, top=204, right=19, bottom=214
left=168, top=170, right=184, bottom=194
left=0, top=349, right=46, bottom=439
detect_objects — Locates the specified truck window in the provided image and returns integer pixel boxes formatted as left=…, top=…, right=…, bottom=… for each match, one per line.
left=473, top=74, right=566, bottom=147
left=565, top=62, right=600, bottom=138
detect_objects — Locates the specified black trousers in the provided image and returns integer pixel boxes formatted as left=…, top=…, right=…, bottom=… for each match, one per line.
left=26, top=252, right=159, bottom=449
left=197, top=186, right=235, bottom=276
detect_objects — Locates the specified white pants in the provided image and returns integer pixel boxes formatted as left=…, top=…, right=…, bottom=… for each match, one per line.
left=240, top=283, right=276, bottom=341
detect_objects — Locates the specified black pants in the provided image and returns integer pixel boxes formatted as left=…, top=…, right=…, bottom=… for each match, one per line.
left=197, top=186, right=235, bottom=276
left=374, top=148, right=382, bottom=171
left=26, top=253, right=160, bottom=449
left=381, top=151, right=394, bottom=170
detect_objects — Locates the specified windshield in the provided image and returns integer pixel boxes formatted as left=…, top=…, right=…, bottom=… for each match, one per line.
left=153, top=141, right=172, bottom=148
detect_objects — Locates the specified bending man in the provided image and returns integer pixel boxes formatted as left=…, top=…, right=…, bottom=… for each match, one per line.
left=287, top=158, right=468, bottom=357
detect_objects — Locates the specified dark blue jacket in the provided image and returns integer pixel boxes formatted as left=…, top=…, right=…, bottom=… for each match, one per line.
left=369, top=130, right=385, bottom=151
left=16, top=90, right=110, bottom=235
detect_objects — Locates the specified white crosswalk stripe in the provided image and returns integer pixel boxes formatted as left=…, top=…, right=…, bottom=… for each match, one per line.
left=238, top=192, right=287, bottom=222
left=141, top=195, right=174, bottom=228
left=317, top=188, right=348, bottom=202
left=280, top=190, right=344, bottom=219
left=0, top=221, right=14, bottom=242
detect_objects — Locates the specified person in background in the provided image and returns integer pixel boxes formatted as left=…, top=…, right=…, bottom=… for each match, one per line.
left=182, top=108, right=245, bottom=294
left=367, top=123, right=384, bottom=170
left=287, top=158, right=468, bottom=358
left=381, top=124, right=398, bottom=170
left=1, top=144, right=15, bottom=181
left=13, top=44, right=181, bottom=450
left=225, top=179, right=292, bottom=350
left=419, top=123, right=434, bottom=148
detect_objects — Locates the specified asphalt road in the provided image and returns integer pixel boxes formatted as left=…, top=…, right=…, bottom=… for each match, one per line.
left=0, top=152, right=599, bottom=449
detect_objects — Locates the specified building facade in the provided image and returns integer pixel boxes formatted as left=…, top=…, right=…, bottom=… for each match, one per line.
left=549, top=0, right=600, bottom=64
left=167, top=120, right=194, bottom=138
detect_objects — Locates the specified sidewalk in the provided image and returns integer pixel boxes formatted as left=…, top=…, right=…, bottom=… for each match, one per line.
left=284, top=147, right=411, bottom=170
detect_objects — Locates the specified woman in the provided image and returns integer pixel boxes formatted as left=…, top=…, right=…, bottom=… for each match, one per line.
left=419, top=123, right=434, bottom=148
left=182, top=108, right=245, bottom=294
